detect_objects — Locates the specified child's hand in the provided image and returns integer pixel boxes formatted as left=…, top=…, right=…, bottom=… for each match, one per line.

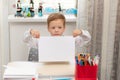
left=30, top=29, right=40, bottom=38
left=73, top=29, right=82, bottom=37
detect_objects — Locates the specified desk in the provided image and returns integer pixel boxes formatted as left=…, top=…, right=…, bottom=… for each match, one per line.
left=4, top=61, right=75, bottom=80
left=37, top=62, right=75, bottom=80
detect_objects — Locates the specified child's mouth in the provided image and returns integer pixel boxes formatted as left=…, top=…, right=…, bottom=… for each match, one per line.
left=53, top=34, right=60, bottom=36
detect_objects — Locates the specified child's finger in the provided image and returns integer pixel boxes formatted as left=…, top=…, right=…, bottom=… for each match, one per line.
left=35, top=32, right=40, bottom=38
left=73, top=33, right=77, bottom=37
left=73, top=32, right=78, bottom=37
left=36, top=34, right=40, bottom=38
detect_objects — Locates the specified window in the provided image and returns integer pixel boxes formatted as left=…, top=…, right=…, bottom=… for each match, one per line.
left=17, top=0, right=77, bottom=15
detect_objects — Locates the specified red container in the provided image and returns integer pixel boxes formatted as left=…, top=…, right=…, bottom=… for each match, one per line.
left=75, top=64, right=98, bottom=80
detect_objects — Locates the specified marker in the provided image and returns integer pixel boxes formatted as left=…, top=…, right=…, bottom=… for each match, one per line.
left=75, top=56, right=78, bottom=64
left=79, top=60, right=84, bottom=66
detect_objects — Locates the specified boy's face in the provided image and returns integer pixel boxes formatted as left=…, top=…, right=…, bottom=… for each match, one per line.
left=48, top=19, right=65, bottom=36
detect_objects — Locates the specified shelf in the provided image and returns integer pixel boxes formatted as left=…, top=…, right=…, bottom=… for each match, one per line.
left=8, top=15, right=77, bottom=23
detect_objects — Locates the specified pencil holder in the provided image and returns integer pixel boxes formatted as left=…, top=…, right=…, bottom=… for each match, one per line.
left=75, top=64, right=98, bottom=80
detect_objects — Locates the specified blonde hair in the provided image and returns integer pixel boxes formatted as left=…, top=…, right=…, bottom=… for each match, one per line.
left=47, top=13, right=66, bottom=27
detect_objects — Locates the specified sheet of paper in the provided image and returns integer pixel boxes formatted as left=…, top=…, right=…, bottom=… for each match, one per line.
left=4, top=67, right=36, bottom=76
left=3, top=62, right=37, bottom=78
left=38, top=36, right=75, bottom=62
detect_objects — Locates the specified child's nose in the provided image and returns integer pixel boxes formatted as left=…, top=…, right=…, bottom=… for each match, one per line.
left=55, top=28, right=59, bottom=31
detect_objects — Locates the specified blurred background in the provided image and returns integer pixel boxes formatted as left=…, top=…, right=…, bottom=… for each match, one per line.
left=0, top=0, right=120, bottom=80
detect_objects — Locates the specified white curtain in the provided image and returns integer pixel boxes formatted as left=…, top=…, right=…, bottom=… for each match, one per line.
left=110, top=1, right=120, bottom=80
left=88, top=0, right=120, bottom=80
left=77, top=0, right=103, bottom=79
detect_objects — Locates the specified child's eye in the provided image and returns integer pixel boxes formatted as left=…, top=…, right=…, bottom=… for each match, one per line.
left=51, top=27, right=55, bottom=29
left=58, top=27, right=62, bottom=29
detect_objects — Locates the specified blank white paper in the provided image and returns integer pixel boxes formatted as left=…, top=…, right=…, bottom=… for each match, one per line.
left=38, top=36, right=75, bottom=62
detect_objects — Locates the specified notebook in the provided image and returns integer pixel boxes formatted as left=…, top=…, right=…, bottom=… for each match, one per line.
left=38, top=36, right=75, bottom=62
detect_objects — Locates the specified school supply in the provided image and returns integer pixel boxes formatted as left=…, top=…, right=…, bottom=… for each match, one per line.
left=75, top=53, right=99, bottom=66
left=75, top=53, right=99, bottom=80
left=3, top=61, right=38, bottom=80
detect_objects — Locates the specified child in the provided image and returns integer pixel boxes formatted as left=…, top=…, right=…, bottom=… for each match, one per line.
left=23, top=13, right=91, bottom=61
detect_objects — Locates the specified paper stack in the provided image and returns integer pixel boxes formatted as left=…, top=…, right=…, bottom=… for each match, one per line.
left=3, top=61, right=38, bottom=80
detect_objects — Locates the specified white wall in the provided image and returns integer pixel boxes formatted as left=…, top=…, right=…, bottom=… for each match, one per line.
left=0, top=0, right=9, bottom=79
left=0, top=0, right=4, bottom=79
left=0, top=0, right=9, bottom=66
left=2, top=0, right=9, bottom=64
left=8, top=0, right=16, bottom=15
left=0, top=0, right=3, bottom=79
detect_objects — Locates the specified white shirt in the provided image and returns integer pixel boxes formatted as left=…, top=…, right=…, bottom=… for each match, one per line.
left=23, top=29, right=91, bottom=55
